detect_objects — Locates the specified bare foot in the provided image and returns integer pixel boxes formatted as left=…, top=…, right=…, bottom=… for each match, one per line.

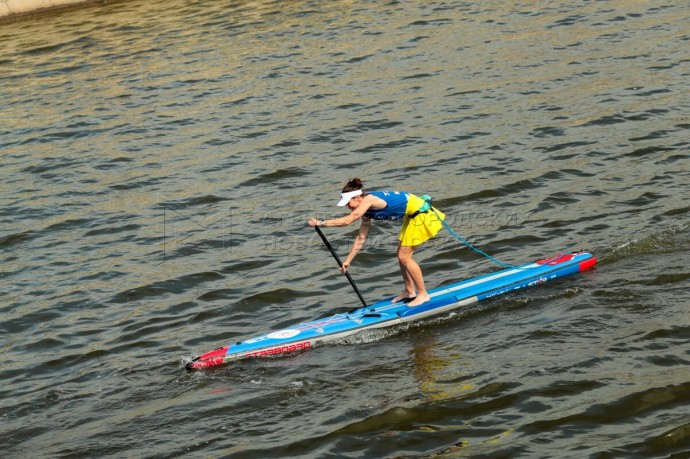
left=406, top=293, right=430, bottom=307
left=391, top=291, right=415, bottom=303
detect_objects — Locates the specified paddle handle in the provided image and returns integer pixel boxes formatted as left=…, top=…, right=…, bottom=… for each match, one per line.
left=314, top=226, right=368, bottom=308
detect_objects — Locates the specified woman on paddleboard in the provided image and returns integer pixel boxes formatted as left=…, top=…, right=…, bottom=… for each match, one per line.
left=308, top=178, right=445, bottom=307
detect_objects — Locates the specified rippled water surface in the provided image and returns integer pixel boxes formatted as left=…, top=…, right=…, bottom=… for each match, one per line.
left=2, top=0, right=689, bottom=457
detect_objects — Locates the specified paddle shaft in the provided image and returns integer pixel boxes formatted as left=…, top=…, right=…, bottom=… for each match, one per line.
left=314, top=226, right=368, bottom=308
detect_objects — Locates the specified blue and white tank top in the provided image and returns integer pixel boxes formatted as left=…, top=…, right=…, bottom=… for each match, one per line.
left=363, top=191, right=410, bottom=221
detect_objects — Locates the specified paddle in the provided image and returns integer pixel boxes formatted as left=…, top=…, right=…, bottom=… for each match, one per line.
left=314, top=226, right=368, bottom=309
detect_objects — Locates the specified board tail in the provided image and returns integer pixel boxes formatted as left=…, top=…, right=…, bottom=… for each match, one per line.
left=579, top=255, right=597, bottom=272
left=536, top=251, right=597, bottom=272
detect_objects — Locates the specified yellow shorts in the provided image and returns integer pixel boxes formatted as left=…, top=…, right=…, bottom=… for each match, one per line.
left=399, top=194, right=445, bottom=247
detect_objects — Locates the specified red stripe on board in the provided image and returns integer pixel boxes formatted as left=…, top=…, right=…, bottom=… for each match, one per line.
left=536, top=253, right=575, bottom=265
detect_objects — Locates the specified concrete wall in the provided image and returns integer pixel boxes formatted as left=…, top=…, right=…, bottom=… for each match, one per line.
left=0, top=0, right=90, bottom=19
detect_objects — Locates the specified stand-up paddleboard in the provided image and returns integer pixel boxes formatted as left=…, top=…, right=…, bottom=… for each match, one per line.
left=186, top=251, right=596, bottom=370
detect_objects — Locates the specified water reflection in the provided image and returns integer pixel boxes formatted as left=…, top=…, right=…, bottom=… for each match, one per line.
left=411, top=331, right=474, bottom=402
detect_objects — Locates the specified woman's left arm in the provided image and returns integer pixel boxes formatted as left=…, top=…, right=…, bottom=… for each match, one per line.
left=341, top=218, right=371, bottom=272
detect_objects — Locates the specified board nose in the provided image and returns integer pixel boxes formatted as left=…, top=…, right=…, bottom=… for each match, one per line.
left=186, top=346, right=229, bottom=371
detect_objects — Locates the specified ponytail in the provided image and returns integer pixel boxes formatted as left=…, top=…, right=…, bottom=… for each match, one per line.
left=342, top=178, right=363, bottom=193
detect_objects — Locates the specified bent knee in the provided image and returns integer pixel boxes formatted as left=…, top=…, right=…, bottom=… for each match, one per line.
left=397, top=247, right=414, bottom=263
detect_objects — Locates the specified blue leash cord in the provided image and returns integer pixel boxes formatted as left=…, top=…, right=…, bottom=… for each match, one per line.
left=430, top=206, right=516, bottom=269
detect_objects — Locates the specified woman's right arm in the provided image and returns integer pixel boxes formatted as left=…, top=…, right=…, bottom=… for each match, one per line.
left=307, top=195, right=377, bottom=228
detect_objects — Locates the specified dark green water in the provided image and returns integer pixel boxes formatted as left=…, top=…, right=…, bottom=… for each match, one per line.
left=1, top=0, right=689, bottom=457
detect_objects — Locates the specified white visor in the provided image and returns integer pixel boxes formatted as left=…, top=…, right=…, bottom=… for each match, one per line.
left=337, top=189, right=362, bottom=206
